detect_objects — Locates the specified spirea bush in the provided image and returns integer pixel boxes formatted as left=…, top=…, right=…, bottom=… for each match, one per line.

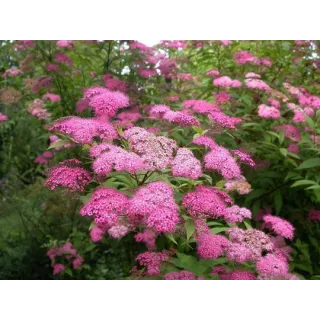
left=1, top=40, right=320, bottom=280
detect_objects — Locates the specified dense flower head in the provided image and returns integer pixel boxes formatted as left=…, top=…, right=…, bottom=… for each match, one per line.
left=116, top=109, right=142, bottom=128
left=28, top=99, right=51, bottom=120
left=204, top=146, right=242, bottom=179
left=208, top=111, right=242, bottom=129
left=224, top=205, right=252, bottom=223
left=135, top=229, right=157, bottom=250
left=232, top=150, right=256, bottom=167
left=123, top=127, right=177, bottom=170
left=256, top=254, right=289, bottom=277
left=197, top=233, right=229, bottom=260
left=2, top=68, right=22, bottom=78
left=172, top=148, right=202, bottom=179
left=227, top=227, right=274, bottom=260
left=287, top=143, right=300, bottom=154
left=90, top=144, right=145, bottom=176
left=90, top=226, right=104, bottom=242
left=215, top=92, right=231, bottom=105
left=43, top=93, right=61, bottom=103
left=108, top=225, right=130, bottom=239
left=263, top=215, right=295, bottom=240
left=222, top=270, right=256, bottom=280
left=105, top=78, right=128, bottom=92
left=128, top=182, right=179, bottom=233
left=192, top=135, right=217, bottom=149
left=56, top=40, right=74, bottom=48
left=35, top=151, right=54, bottom=165
left=245, top=79, right=271, bottom=92
left=164, top=271, right=196, bottom=280
left=0, top=112, right=8, bottom=122
left=45, top=159, right=91, bottom=192
left=53, top=263, right=65, bottom=275
left=48, top=116, right=118, bottom=144
left=245, top=72, right=261, bottom=79
left=183, top=100, right=220, bottom=114
left=55, top=52, right=73, bottom=66
left=225, top=177, right=252, bottom=195
left=163, top=110, right=200, bottom=127
left=182, top=186, right=232, bottom=219
left=136, top=250, right=169, bottom=276
left=275, top=124, right=301, bottom=141
left=258, top=104, right=281, bottom=119
left=308, top=209, right=320, bottom=222
left=88, top=89, right=129, bottom=116
left=80, top=187, right=129, bottom=229
left=213, top=76, right=242, bottom=88
left=226, top=243, right=254, bottom=263
left=234, top=51, right=258, bottom=65
left=206, top=69, right=220, bottom=77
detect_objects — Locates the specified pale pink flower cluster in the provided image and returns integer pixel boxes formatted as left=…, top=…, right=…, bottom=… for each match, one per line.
left=234, top=51, right=272, bottom=67
left=56, top=40, right=74, bottom=48
left=172, top=148, right=202, bottom=179
left=90, top=226, right=104, bottom=242
left=245, top=72, right=261, bottom=79
left=28, top=99, right=51, bottom=120
left=45, top=159, right=91, bottom=192
left=35, top=151, right=54, bottom=165
left=206, top=69, right=220, bottom=77
left=90, top=144, right=145, bottom=176
left=258, top=104, right=281, bottom=119
left=128, top=182, right=179, bottom=233
left=48, top=116, right=118, bottom=144
left=245, top=79, right=271, bottom=92
left=2, top=68, right=22, bottom=77
left=256, top=254, right=289, bottom=277
left=213, top=76, right=242, bottom=88
left=124, top=127, right=177, bottom=170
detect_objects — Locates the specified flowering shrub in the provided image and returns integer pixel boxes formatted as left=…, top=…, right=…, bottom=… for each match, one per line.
left=1, top=40, right=320, bottom=279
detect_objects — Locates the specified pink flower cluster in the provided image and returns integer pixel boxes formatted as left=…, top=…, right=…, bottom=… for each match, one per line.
left=234, top=51, right=272, bottom=67
left=263, top=215, right=295, bottom=240
left=43, top=93, right=61, bottom=103
left=135, top=229, right=157, bottom=250
left=172, top=148, right=202, bottom=179
left=213, top=76, right=242, bottom=88
left=0, top=112, right=8, bottom=122
left=2, top=68, right=22, bottom=77
left=164, top=271, right=197, bottom=280
left=35, top=151, right=54, bottom=165
left=258, top=104, right=281, bottom=119
left=128, top=182, right=179, bottom=233
left=28, top=99, right=51, bottom=120
left=45, top=159, right=91, bottom=192
left=47, top=242, right=84, bottom=275
left=135, top=250, right=169, bottom=276
left=308, top=209, right=320, bottom=222
left=245, top=79, right=271, bottom=92
left=48, top=116, right=118, bottom=144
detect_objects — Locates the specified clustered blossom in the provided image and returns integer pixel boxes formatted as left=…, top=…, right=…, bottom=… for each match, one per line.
left=263, top=215, right=295, bottom=240
left=224, top=205, right=252, bottom=223
left=197, top=233, right=230, bottom=259
left=135, top=251, right=169, bottom=276
left=28, top=99, right=51, bottom=120
left=104, top=77, right=128, bottom=92
left=234, top=51, right=272, bottom=67
left=215, top=92, right=231, bottom=105
left=308, top=209, right=320, bottom=222
left=182, top=186, right=232, bottom=219
left=213, top=76, right=242, bottom=88
left=128, top=182, right=179, bottom=233
left=108, top=225, right=130, bottom=239
left=43, top=93, right=61, bottom=103
left=0, top=87, right=22, bottom=105
left=258, top=104, right=281, bottom=119
left=135, top=229, right=157, bottom=250
left=220, top=270, right=256, bottom=280
left=287, top=143, right=299, bottom=154
left=90, top=144, right=145, bottom=176
left=123, top=127, right=177, bottom=170
left=183, top=99, right=220, bottom=114
left=164, top=271, right=197, bottom=280
left=86, top=87, right=129, bottom=116
left=275, top=124, right=301, bottom=141
left=116, top=109, right=142, bottom=128
left=208, top=111, right=242, bottom=129
left=206, top=69, right=220, bottom=77
left=2, top=68, right=22, bottom=77
left=55, top=52, right=73, bottom=66
left=90, top=226, right=104, bottom=242
left=149, top=105, right=200, bottom=127
left=45, top=159, right=91, bottom=192
left=245, top=79, right=271, bottom=92
left=225, top=176, right=252, bottom=195
left=232, top=150, right=256, bottom=167
left=0, top=112, right=8, bottom=122
left=47, top=242, right=84, bottom=275
left=256, top=254, right=289, bottom=277
left=172, top=148, right=202, bottom=179
left=48, top=116, right=118, bottom=144
left=35, top=151, right=54, bottom=165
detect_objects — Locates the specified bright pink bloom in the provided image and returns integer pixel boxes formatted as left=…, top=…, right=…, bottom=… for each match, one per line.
left=90, top=226, right=104, bottom=242
left=256, top=254, right=289, bottom=277
left=53, top=263, right=65, bottom=275
left=245, top=79, right=271, bottom=92
left=136, top=251, right=169, bottom=276
left=263, top=215, right=294, bottom=240
left=108, top=225, right=130, bottom=239
left=258, top=104, right=281, bottom=119
left=43, top=93, right=61, bottom=103
left=224, top=205, right=252, bottom=223
left=0, top=113, right=8, bottom=122
left=197, top=233, right=229, bottom=260
left=72, top=256, right=84, bottom=270
left=232, top=150, right=256, bottom=167
left=135, top=229, right=157, bottom=250
left=165, top=271, right=196, bottom=280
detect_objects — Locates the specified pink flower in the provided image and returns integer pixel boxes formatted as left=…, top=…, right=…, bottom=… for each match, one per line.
left=213, top=76, right=242, bottom=88
left=72, top=256, right=84, bottom=270
left=287, top=143, right=299, bottom=154
left=136, top=251, right=169, bottom=276
left=90, top=226, right=104, bottom=242
left=172, top=148, right=202, bottom=179
left=222, top=270, right=256, bottom=280
left=55, top=52, right=73, bottom=66
left=232, top=150, right=256, bottom=167
left=206, top=69, right=220, bottom=77
left=56, top=40, right=73, bottom=48
left=192, top=135, right=217, bottom=149
left=0, top=113, right=8, bottom=122
left=308, top=209, right=320, bottom=222
left=256, top=254, right=289, bottom=277
left=2, top=68, right=22, bottom=78
left=215, top=92, right=230, bottom=105
left=43, top=93, right=61, bottom=103
left=45, top=159, right=91, bottom=192
left=275, top=124, right=301, bottom=141
left=208, top=111, right=242, bottom=129
left=224, top=205, right=252, bottom=223
left=164, top=271, right=196, bottom=280
left=263, top=215, right=294, bottom=240
left=245, top=79, right=271, bottom=92
left=197, top=233, right=229, bottom=260
left=245, top=72, right=261, bottom=79
left=53, top=263, right=65, bottom=275
left=128, top=182, right=179, bottom=233
left=135, top=229, right=157, bottom=250
left=108, top=225, right=129, bottom=239
left=258, top=104, right=281, bottom=119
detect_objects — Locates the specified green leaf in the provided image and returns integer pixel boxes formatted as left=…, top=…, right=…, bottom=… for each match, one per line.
left=274, top=191, right=282, bottom=214
left=279, top=148, right=287, bottom=157
left=210, top=227, right=228, bottom=234
left=297, top=158, right=320, bottom=170
left=192, top=126, right=203, bottom=134
left=165, top=233, right=178, bottom=245
left=47, top=139, right=70, bottom=150
left=243, top=220, right=252, bottom=229
left=291, top=180, right=317, bottom=188
left=185, top=219, right=195, bottom=241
